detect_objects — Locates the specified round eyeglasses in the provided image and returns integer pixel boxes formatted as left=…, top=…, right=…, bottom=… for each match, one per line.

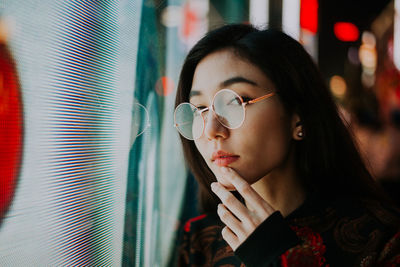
left=174, top=89, right=275, bottom=140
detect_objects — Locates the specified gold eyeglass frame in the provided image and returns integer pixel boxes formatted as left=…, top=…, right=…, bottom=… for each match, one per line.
left=174, top=88, right=275, bottom=140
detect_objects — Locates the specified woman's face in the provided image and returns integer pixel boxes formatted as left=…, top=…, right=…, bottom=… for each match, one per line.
left=190, top=49, right=298, bottom=190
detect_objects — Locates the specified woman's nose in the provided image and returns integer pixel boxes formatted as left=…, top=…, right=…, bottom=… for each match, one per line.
left=203, top=110, right=229, bottom=140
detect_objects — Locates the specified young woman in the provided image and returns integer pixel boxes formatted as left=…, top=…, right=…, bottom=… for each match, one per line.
left=173, top=24, right=400, bottom=266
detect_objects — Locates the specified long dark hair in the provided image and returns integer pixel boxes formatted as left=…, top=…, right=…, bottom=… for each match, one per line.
left=175, top=24, right=387, bottom=214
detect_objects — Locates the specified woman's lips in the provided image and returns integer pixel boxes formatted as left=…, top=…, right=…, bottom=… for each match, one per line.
left=213, top=156, right=240, bottom=167
left=211, top=150, right=240, bottom=167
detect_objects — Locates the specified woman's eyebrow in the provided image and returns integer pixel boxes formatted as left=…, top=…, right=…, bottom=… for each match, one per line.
left=189, top=76, right=258, bottom=100
left=189, top=90, right=201, bottom=99
left=220, top=76, right=258, bottom=88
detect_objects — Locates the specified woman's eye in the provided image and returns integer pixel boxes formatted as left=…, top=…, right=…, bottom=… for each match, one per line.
left=241, top=96, right=251, bottom=102
left=227, top=98, right=240, bottom=106
left=190, top=103, right=206, bottom=109
left=227, top=96, right=251, bottom=105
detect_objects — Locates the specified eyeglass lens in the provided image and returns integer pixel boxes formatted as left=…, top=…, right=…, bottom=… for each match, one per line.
left=175, top=90, right=245, bottom=140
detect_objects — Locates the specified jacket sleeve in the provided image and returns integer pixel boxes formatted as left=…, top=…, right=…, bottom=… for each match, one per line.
left=177, top=223, right=191, bottom=267
left=375, top=231, right=400, bottom=266
left=234, top=211, right=301, bottom=267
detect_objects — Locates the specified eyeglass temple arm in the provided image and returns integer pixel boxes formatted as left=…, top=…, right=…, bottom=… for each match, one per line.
left=247, top=92, right=275, bottom=104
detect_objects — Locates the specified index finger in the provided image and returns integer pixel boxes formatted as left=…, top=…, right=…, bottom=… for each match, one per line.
left=219, top=167, right=274, bottom=214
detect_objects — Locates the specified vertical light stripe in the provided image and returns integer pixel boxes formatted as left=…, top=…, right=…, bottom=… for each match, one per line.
left=144, top=130, right=157, bottom=267
left=250, top=0, right=269, bottom=29
left=282, top=0, right=300, bottom=40
left=394, top=0, right=400, bottom=70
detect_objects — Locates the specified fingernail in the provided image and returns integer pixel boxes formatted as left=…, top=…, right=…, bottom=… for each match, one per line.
left=211, top=182, right=217, bottom=191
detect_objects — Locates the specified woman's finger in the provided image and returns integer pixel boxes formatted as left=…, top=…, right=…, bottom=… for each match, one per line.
left=221, top=226, right=240, bottom=251
left=220, top=167, right=275, bottom=216
left=211, top=182, right=252, bottom=224
left=217, top=204, right=247, bottom=240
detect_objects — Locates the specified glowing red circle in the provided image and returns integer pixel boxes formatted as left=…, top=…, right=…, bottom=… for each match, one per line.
left=334, top=22, right=359, bottom=42
left=0, top=43, right=23, bottom=223
left=155, top=76, right=175, bottom=96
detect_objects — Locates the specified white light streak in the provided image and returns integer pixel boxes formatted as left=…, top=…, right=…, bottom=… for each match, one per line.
left=282, top=0, right=300, bottom=40
left=250, top=0, right=269, bottom=29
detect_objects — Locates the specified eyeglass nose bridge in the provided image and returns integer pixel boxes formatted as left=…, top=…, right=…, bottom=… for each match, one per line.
left=196, top=104, right=229, bottom=139
left=198, top=105, right=217, bottom=133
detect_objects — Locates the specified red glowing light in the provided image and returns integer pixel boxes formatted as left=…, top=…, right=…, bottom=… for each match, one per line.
left=0, top=42, right=23, bottom=223
left=182, top=3, right=198, bottom=39
left=155, top=76, right=175, bottom=96
left=334, top=22, right=359, bottom=42
left=300, top=0, right=318, bottom=34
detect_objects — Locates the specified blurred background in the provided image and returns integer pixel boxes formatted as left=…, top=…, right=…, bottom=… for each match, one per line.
left=0, top=0, right=399, bottom=266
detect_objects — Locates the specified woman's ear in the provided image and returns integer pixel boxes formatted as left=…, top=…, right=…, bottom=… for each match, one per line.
left=291, top=114, right=304, bottom=140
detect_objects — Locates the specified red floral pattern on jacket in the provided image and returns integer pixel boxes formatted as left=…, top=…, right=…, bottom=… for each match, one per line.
left=177, top=197, right=400, bottom=267
left=281, top=226, right=328, bottom=267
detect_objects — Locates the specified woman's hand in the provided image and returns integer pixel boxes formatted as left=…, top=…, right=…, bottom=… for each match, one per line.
left=211, top=167, right=275, bottom=251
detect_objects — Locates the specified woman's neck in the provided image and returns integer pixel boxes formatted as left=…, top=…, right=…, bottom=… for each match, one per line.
left=245, top=152, right=306, bottom=217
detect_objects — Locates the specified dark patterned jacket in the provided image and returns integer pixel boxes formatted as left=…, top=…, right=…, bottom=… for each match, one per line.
left=177, top=194, right=400, bottom=267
